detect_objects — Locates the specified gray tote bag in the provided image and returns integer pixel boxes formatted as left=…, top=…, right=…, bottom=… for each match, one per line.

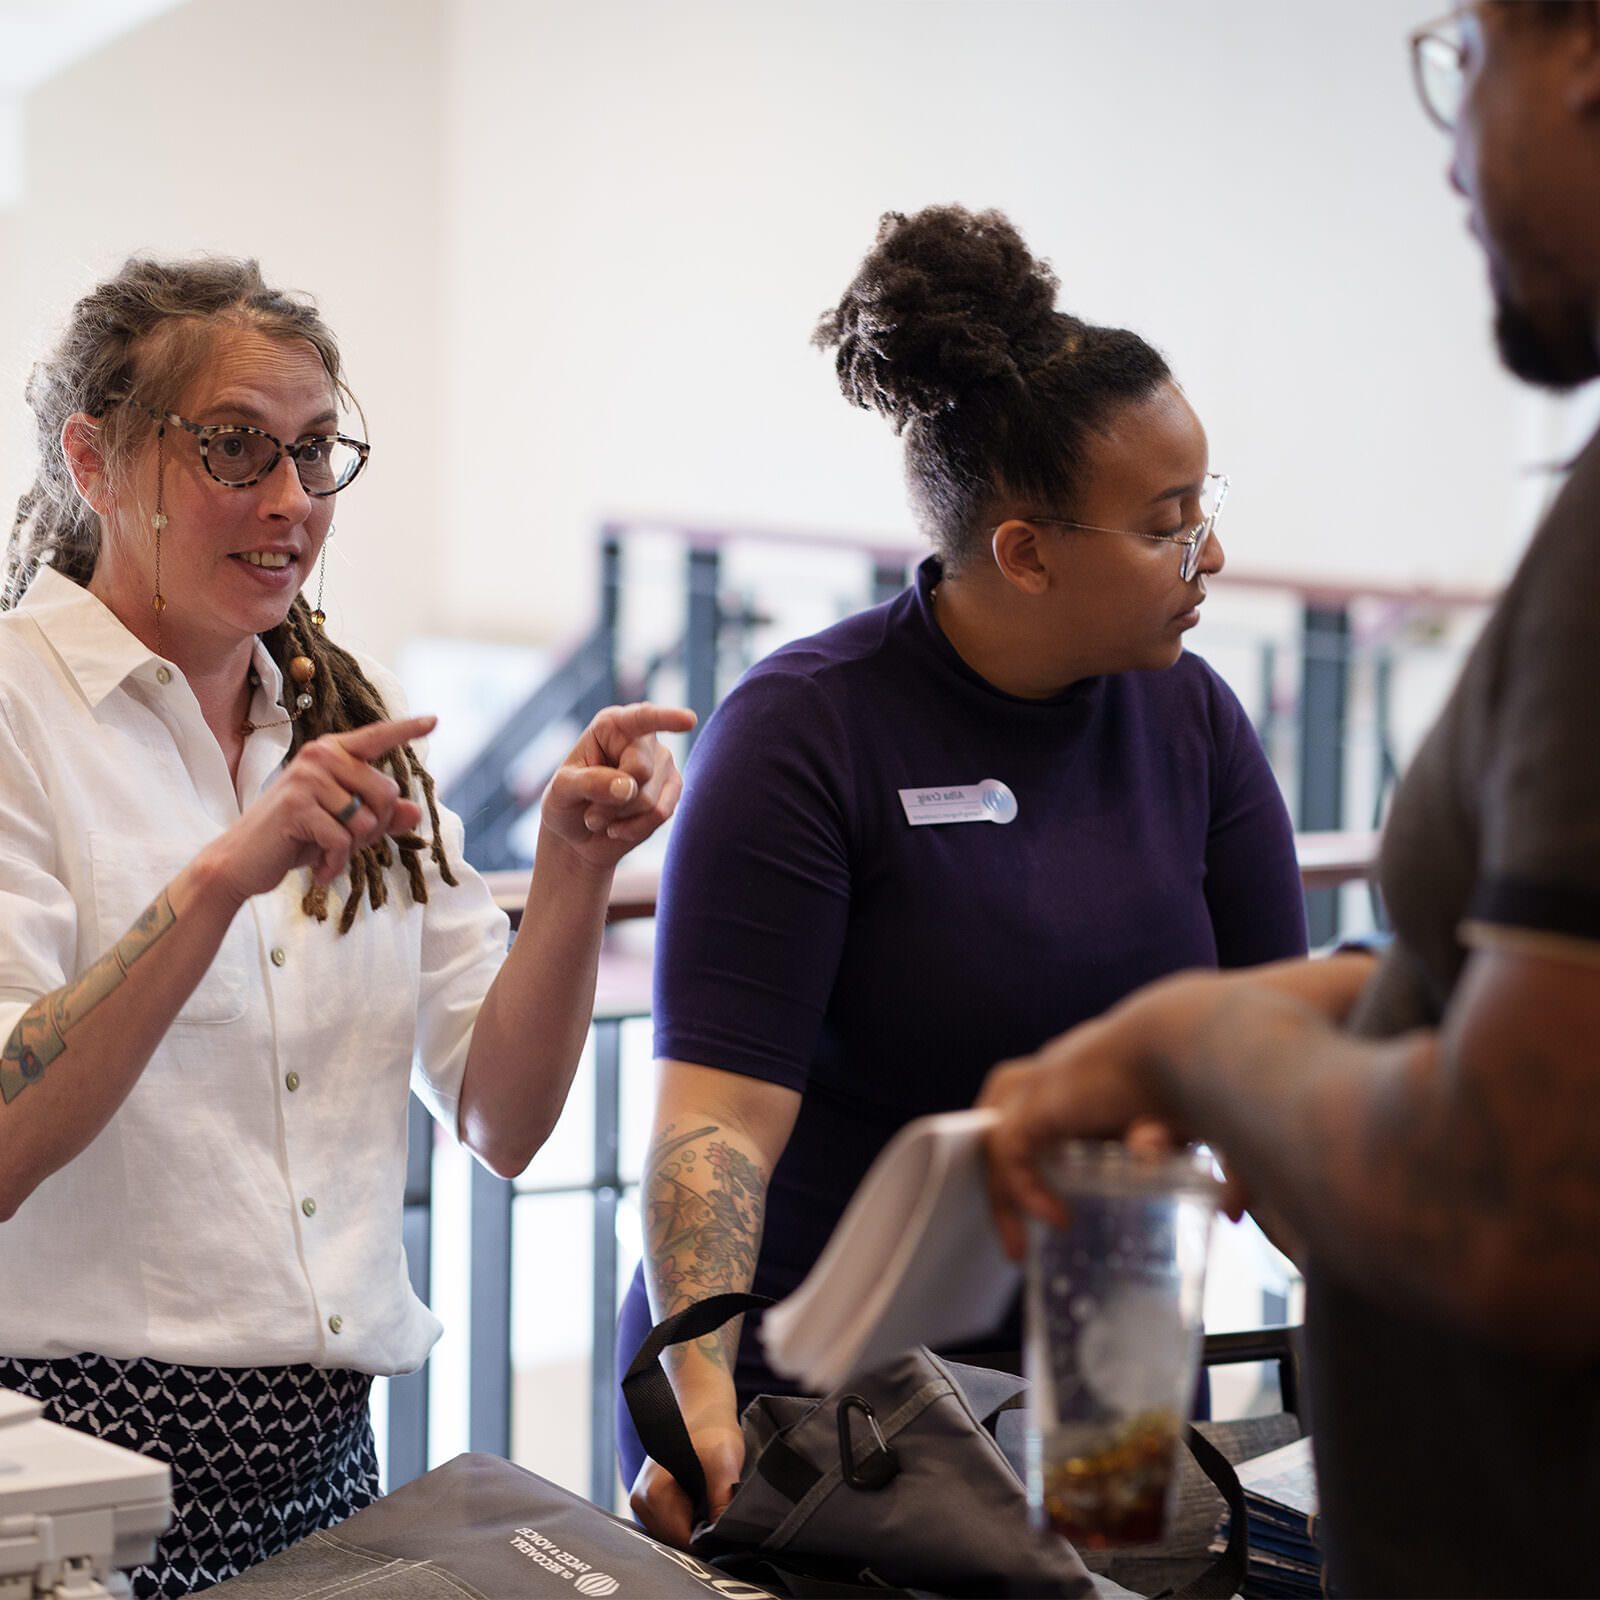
left=212, top=1450, right=785, bottom=1599
left=623, top=1291, right=1097, bottom=1597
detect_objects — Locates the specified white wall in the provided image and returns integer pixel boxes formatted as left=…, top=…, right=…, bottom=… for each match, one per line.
left=0, top=0, right=447, bottom=664
left=439, top=0, right=1594, bottom=647
left=3, top=0, right=1595, bottom=647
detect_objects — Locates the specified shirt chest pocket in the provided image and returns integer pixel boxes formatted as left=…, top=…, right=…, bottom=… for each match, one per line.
left=87, top=832, right=250, bottom=1025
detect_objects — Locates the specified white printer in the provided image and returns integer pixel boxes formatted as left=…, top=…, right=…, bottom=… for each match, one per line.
left=0, top=1388, right=170, bottom=1600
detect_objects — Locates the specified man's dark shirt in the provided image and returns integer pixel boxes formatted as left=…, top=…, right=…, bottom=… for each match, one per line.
left=1315, top=424, right=1600, bottom=1597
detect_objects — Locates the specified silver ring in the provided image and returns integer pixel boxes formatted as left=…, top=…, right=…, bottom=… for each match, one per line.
left=334, top=794, right=363, bottom=826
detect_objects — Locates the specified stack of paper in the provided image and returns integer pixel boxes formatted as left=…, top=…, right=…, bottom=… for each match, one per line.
left=1209, top=1434, right=1321, bottom=1599
left=760, top=1108, right=1020, bottom=1390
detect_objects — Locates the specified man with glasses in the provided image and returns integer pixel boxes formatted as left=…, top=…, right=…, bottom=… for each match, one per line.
left=983, top=4, right=1600, bottom=1592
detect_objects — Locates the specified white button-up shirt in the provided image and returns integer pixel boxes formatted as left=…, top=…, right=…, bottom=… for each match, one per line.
left=0, top=570, right=510, bottom=1374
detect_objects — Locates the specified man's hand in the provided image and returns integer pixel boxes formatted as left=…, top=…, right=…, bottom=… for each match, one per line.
left=978, top=976, right=1224, bottom=1259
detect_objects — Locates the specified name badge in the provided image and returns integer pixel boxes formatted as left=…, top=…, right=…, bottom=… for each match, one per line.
left=897, top=779, right=1018, bottom=827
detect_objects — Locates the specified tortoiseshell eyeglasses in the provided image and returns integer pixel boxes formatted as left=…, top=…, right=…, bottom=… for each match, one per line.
left=149, top=408, right=370, bottom=496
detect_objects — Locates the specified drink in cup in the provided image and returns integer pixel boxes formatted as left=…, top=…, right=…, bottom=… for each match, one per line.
left=1024, top=1142, right=1221, bottom=1548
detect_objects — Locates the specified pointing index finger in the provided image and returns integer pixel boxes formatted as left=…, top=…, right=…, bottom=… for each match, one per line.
left=332, top=715, right=438, bottom=761
left=597, top=703, right=697, bottom=742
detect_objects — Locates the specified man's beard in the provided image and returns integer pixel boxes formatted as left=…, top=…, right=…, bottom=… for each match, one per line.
left=1493, top=291, right=1600, bottom=390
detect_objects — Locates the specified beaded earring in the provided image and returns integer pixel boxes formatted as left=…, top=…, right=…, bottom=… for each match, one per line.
left=150, top=426, right=168, bottom=658
left=311, top=524, right=331, bottom=629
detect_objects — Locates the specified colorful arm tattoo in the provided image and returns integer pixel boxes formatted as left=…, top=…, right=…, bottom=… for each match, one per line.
left=0, top=890, right=176, bottom=1105
left=646, top=1119, right=770, bottom=1371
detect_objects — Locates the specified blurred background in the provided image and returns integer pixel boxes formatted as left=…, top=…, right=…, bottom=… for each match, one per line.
left=4, top=0, right=1597, bottom=1513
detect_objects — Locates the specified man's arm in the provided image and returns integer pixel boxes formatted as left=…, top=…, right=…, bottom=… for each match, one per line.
left=1185, top=942, right=1600, bottom=1360
left=984, top=944, right=1600, bottom=1362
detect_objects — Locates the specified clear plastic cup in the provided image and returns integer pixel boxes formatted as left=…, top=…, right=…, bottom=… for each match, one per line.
left=1025, top=1142, right=1221, bottom=1548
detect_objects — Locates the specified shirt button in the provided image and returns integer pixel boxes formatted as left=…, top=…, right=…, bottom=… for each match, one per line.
left=155, top=665, right=172, bottom=685
left=271, top=948, right=287, bottom=967
left=301, top=1196, right=317, bottom=1217
left=285, top=1071, right=301, bottom=1092
left=328, top=1314, right=344, bottom=1335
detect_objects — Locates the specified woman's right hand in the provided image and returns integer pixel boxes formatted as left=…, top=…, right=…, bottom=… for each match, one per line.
left=197, top=716, right=436, bottom=906
left=628, top=1421, right=747, bottom=1550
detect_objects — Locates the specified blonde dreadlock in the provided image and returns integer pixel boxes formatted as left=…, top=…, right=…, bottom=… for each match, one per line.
left=5, top=254, right=459, bottom=931
left=268, top=596, right=459, bottom=933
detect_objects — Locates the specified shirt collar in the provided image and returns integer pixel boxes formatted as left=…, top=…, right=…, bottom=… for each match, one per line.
left=18, top=566, right=287, bottom=719
left=18, top=567, right=164, bottom=709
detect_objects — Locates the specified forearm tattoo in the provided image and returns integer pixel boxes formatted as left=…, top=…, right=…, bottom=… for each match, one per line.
left=646, top=1120, right=770, bottom=1370
left=0, top=891, right=176, bottom=1105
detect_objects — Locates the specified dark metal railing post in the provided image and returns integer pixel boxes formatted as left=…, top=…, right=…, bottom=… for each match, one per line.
left=1299, top=604, right=1351, bottom=945
left=599, top=528, right=622, bottom=708
left=1366, top=649, right=1399, bottom=931
left=1256, top=638, right=1279, bottom=762
left=871, top=556, right=911, bottom=605
left=589, top=1017, right=623, bottom=1509
left=1372, top=648, right=1398, bottom=822
left=684, top=545, right=720, bottom=748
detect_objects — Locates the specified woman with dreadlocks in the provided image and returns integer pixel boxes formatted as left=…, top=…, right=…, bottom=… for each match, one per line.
left=0, top=256, right=692, bottom=1598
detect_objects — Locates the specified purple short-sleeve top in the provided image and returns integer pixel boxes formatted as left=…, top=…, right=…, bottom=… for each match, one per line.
left=640, top=557, right=1307, bottom=1397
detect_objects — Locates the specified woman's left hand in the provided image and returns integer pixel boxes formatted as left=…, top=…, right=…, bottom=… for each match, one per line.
left=539, top=701, right=697, bottom=869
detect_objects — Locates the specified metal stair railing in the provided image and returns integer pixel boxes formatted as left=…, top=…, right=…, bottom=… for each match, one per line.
left=441, top=624, right=617, bottom=872
left=441, top=535, right=625, bottom=872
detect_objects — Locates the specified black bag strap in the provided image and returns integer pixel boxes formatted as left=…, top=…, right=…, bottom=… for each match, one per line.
left=622, top=1291, right=775, bottom=1522
left=1155, top=1425, right=1249, bottom=1600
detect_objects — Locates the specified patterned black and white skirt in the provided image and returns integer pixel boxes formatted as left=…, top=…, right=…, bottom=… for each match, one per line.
left=0, top=1352, right=379, bottom=1597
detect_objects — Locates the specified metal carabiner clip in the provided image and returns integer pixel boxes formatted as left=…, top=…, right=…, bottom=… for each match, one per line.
left=837, top=1393, right=901, bottom=1490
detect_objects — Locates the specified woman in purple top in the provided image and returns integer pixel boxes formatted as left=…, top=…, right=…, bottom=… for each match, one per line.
left=622, top=205, right=1307, bottom=1545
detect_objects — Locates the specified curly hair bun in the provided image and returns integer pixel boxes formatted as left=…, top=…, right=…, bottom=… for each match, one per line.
left=814, top=206, right=1065, bottom=433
